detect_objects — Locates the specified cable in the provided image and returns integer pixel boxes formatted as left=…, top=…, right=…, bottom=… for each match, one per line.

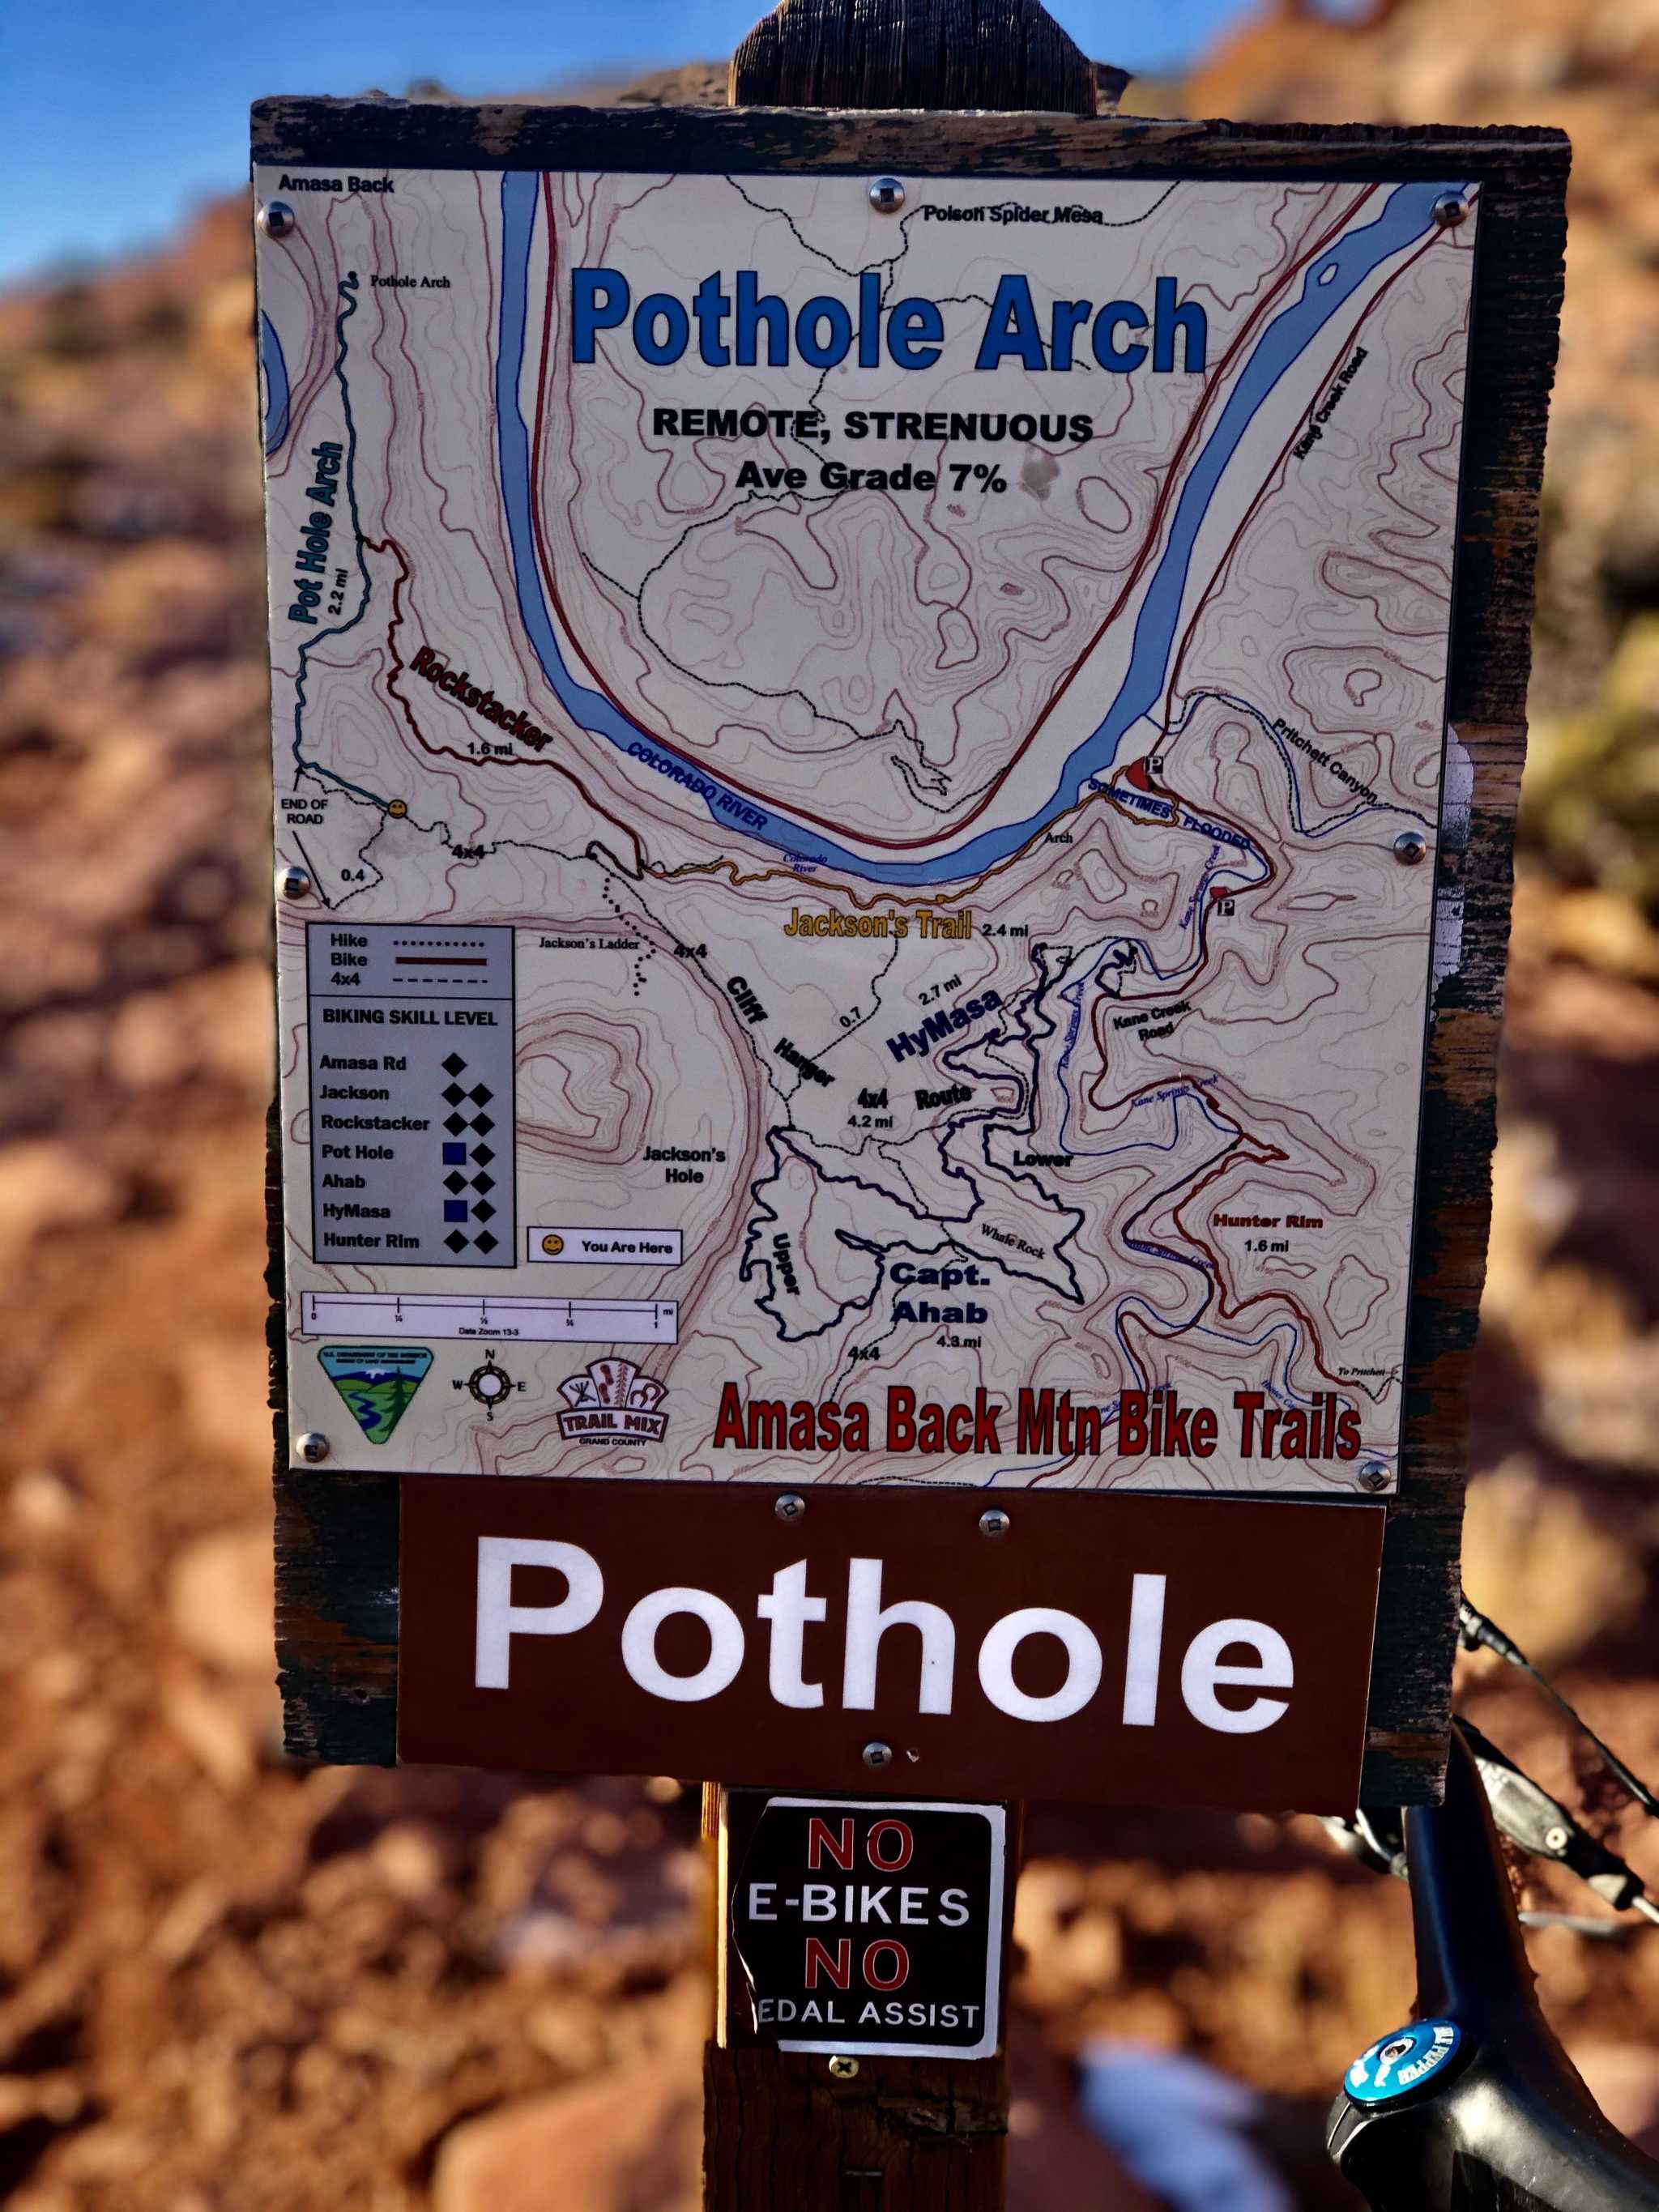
left=1519, top=1912, right=1657, bottom=1937
left=1459, top=1599, right=1659, bottom=1821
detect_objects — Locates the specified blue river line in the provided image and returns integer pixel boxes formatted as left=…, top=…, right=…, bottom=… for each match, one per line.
left=495, top=175, right=1461, bottom=887
left=260, top=311, right=291, bottom=456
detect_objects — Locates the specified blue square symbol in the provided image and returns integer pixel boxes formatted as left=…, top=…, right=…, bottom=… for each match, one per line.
left=442, top=1141, right=467, bottom=1165
left=443, top=1200, right=469, bottom=1222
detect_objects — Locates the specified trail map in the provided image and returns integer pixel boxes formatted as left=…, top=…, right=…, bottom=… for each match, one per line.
left=260, top=162, right=1476, bottom=1492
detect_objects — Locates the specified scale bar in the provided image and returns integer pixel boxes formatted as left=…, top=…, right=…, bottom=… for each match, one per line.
left=299, top=1291, right=678, bottom=1345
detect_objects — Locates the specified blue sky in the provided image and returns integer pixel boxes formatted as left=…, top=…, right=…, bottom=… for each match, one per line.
left=0, top=0, right=1249, bottom=289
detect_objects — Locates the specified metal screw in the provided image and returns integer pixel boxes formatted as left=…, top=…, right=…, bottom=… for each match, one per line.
left=1392, top=830, right=1428, bottom=867
left=827, top=2055, right=860, bottom=2079
left=774, top=1492, right=806, bottom=1524
left=863, top=1741, right=893, bottom=1770
left=277, top=862, right=313, bottom=901
left=1432, top=193, right=1469, bottom=230
left=979, top=1507, right=1011, bottom=1538
left=296, top=1432, right=331, bottom=1464
left=1544, top=1824, right=1571, bottom=1854
left=1360, top=1464, right=1390, bottom=1493
left=260, top=200, right=298, bottom=240
left=868, top=177, right=906, bottom=215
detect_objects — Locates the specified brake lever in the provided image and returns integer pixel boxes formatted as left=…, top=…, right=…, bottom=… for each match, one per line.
left=1325, top=1725, right=1659, bottom=1925
left=1459, top=1718, right=1659, bottom=1922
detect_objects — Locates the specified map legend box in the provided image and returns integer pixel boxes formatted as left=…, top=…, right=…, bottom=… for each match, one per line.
left=305, top=922, right=515, bottom=1268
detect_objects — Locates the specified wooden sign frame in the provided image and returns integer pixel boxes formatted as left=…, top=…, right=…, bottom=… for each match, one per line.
left=258, top=98, right=1567, bottom=1809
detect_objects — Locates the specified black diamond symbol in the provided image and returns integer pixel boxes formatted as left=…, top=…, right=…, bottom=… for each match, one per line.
left=441, top=1053, right=467, bottom=1076
left=442, top=1082, right=465, bottom=1105
left=474, top=1200, right=496, bottom=1223
left=444, top=1171, right=467, bottom=1194
left=445, top=1112, right=467, bottom=1135
left=475, top=1231, right=498, bottom=1254
left=444, top=1230, right=467, bottom=1252
left=469, top=1084, right=493, bottom=1106
left=472, top=1144, right=494, bottom=1166
left=472, top=1114, right=494, bottom=1135
left=472, top=1172, right=494, bottom=1195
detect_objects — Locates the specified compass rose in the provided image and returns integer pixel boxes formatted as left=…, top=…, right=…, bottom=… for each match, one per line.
left=454, top=1349, right=526, bottom=1421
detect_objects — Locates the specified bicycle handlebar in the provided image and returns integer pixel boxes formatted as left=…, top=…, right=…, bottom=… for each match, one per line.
left=1328, top=1726, right=1659, bottom=2210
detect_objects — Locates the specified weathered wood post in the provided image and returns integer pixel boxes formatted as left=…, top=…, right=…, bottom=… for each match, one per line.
left=707, top=19, right=1092, bottom=2206
left=707, top=21, right=1097, bottom=2212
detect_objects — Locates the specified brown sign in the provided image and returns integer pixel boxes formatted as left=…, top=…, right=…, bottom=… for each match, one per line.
left=399, top=1477, right=1383, bottom=1811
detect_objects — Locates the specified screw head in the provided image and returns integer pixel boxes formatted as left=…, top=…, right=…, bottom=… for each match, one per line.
left=296, top=1431, right=330, bottom=1464
left=1392, top=830, right=1428, bottom=867
left=260, top=200, right=297, bottom=240
left=1360, top=1464, right=1390, bottom=1493
left=1433, top=193, right=1469, bottom=230
left=863, top=1741, right=893, bottom=1770
left=827, top=2054, right=860, bottom=2079
left=868, top=176, right=905, bottom=215
left=979, top=1507, right=1011, bottom=1538
left=774, top=1492, right=807, bottom=1524
left=276, top=863, right=313, bottom=901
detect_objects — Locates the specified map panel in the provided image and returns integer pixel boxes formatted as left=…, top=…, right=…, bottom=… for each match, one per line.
left=260, top=161, right=1477, bottom=1493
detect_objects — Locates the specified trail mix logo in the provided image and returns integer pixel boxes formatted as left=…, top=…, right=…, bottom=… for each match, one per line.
left=557, top=1359, right=668, bottom=1445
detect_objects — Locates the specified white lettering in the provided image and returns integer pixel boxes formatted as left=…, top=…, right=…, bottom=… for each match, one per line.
left=620, top=1585, right=744, bottom=1702
left=1121, top=1571, right=1166, bottom=1726
left=842, top=1558, right=955, bottom=1714
left=757, top=1559, right=827, bottom=1708
left=474, top=1536, right=603, bottom=1689
left=978, top=1605, right=1101, bottom=1721
left=1180, top=1617, right=1293, bottom=1733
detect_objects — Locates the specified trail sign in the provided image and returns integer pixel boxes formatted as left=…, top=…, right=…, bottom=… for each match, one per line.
left=258, top=97, right=1567, bottom=1814
left=398, top=1476, right=1383, bottom=1809
left=267, top=160, right=1465, bottom=1499
left=719, top=1794, right=1008, bottom=2059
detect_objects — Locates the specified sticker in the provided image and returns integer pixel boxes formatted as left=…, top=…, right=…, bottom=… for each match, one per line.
left=1346, top=2018, right=1462, bottom=2103
left=318, top=1344, right=433, bottom=1443
left=726, top=1796, right=1005, bottom=2060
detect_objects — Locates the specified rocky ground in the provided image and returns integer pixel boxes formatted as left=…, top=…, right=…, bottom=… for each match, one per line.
left=2, top=5, right=1659, bottom=2204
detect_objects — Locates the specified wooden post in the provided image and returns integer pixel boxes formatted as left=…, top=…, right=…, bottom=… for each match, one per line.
left=729, top=0, right=1099, bottom=114
left=706, top=20, right=1094, bottom=2208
